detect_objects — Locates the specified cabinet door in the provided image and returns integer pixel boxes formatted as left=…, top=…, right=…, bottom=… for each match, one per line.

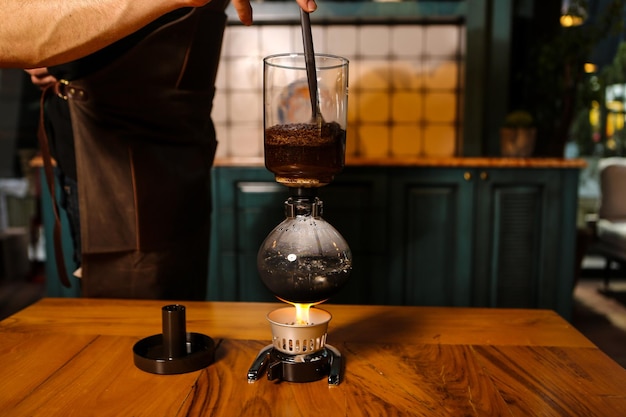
left=389, top=168, right=474, bottom=306
left=472, top=168, right=575, bottom=314
left=209, top=167, right=287, bottom=301
left=318, top=168, right=388, bottom=304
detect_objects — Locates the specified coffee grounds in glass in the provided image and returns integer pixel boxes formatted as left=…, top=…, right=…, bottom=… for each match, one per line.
left=265, top=122, right=346, bottom=187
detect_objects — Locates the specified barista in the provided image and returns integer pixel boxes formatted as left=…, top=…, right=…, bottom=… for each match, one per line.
left=16, top=0, right=317, bottom=300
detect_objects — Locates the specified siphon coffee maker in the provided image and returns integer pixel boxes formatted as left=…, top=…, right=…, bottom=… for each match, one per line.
left=247, top=52, right=351, bottom=385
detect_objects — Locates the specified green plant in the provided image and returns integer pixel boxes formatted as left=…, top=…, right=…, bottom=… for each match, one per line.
left=503, top=110, right=534, bottom=128
left=513, top=0, right=624, bottom=156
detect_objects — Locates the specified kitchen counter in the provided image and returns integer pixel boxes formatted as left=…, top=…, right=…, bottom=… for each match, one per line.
left=2, top=298, right=625, bottom=416
left=33, top=155, right=586, bottom=169
left=214, top=156, right=586, bottom=168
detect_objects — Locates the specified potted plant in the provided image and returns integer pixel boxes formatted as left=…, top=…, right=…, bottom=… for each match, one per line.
left=500, top=110, right=537, bottom=157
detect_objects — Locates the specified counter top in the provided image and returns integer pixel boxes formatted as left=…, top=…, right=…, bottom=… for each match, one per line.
left=1, top=298, right=625, bottom=416
left=214, top=156, right=587, bottom=169
left=32, top=155, right=586, bottom=169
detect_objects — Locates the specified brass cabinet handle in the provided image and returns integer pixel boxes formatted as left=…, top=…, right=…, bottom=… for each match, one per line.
left=463, top=171, right=472, bottom=181
left=480, top=171, right=488, bottom=180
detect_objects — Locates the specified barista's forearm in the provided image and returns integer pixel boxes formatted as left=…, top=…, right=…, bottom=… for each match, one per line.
left=1, top=0, right=208, bottom=68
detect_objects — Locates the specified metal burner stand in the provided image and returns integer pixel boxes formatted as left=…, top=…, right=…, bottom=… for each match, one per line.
left=247, top=344, right=343, bottom=385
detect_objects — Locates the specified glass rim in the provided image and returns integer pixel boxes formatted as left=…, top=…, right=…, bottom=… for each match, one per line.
left=263, top=53, right=349, bottom=70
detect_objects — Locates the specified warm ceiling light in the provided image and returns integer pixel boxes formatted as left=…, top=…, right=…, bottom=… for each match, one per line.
left=560, top=0, right=587, bottom=27
left=584, top=62, right=597, bottom=73
left=560, top=14, right=585, bottom=27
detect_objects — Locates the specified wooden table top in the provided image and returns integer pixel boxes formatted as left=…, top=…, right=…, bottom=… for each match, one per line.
left=1, top=298, right=626, bottom=416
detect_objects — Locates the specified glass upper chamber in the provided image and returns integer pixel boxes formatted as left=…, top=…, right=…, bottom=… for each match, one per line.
left=263, top=53, right=349, bottom=188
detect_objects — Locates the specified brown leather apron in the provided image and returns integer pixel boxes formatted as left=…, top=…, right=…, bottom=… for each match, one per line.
left=56, top=2, right=228, bottom=299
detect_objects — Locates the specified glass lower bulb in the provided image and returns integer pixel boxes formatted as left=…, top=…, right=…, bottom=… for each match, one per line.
left=257, top=196, right=352, bottom=304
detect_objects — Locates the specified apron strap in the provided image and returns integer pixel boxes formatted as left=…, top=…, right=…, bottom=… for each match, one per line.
left=37, top=84, right=72, bottom=288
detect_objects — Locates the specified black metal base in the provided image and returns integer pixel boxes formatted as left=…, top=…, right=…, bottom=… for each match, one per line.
left=132, top=304, right=215, bottom=375
left=133, top=332, right=215, bottom=375
left=247, top=344, right=343, bottom=385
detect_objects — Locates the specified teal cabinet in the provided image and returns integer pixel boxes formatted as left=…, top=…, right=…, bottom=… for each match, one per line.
left=208, top=167, right=283, bottom=302
left=41, top=163, right=579, bottom=318
left=388, top=168, right=474, bottom=306
left=471, top=168, right=578, bottom=315
left=313, top=170, right=389, bottom=304
left=209, top=165, right=579, bottom=319
left=387, top=167, right=578, bottom=317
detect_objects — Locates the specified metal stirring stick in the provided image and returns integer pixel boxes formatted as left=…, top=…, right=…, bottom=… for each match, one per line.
left=300, top=9, right=321, bottom=122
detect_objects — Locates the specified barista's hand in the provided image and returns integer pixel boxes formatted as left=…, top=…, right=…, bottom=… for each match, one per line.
left=296, top=0, right=318, bottom=13
left=24, top=67, right=58, bottom=90
left=230, top=0, right=316, bottom=26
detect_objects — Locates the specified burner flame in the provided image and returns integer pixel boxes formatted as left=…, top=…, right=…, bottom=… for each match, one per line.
left=294, top=303, right=314, bottom=325
left=277, top=298, right=319, bottom=325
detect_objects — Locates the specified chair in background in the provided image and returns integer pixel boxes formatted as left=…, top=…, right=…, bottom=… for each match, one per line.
left=593, top=157, right=626, bottom=289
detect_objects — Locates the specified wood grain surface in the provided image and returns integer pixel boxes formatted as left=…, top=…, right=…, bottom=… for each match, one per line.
left=1, top=298, right=625, bottom=416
